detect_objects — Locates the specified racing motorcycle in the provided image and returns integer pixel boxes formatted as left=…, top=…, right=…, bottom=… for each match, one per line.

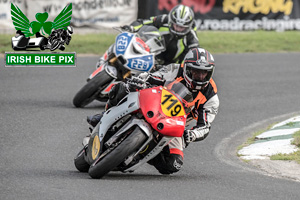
left=72, top=26, right=165, bottom=108
left=74, top=81, right=193, bottom=179
left=48, top=26, right=73, bottom=51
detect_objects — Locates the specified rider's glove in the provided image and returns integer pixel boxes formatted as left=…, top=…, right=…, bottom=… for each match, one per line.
left=126, top=77, right=147, bottom=91
left=121, top=25, right=134, bottom=32
left=184, top=126, right=210, bottom=147
left=146, top=74, right=165, bottom=86
left=183, top=130, right=196, bottom=147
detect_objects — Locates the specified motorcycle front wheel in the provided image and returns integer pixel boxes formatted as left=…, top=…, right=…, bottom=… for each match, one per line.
left=74, top=147, right=90, bottom=172
left=50, top=40, right=60, bottom=51
left=73, top=70, right=114, bottom=108
left=88, top=126, right=147, bottom=179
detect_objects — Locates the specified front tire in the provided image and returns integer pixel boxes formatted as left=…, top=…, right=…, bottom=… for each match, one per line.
left=73, top=70, right=114, bottom=108
left=74, top=147, right=90, bottom=172
left=50, top=40, right=60, bottom=51
left=88, top=127, right=147, bottom=179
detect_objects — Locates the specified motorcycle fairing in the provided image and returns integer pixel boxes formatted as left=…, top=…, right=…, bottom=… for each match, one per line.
left=12, top=35, right=28, bottom=50
left=100, top=80, right=120, bottom=95
left=26, top=38, right=44, bottom=48
left=98, top=92, right=140, bottom=143
left=105, top=118, right=154, bottom=167
left=85, top=93, right=141, bottom=164
left=123, top=136, right=174, bottom=172
left=114, top=32, right=155, bottom=73
left=115, top=32, right=134, bottom=55
left=88, top=64, right=104, bottom=80
left=126, top=55, right=154, bottom=72
left=12, top=35, right=45, bottom=50
left=139, top=86, right=186, bottom=137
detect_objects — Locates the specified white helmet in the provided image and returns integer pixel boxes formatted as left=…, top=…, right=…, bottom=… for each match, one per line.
left=168, top=5, right=194, bottom=36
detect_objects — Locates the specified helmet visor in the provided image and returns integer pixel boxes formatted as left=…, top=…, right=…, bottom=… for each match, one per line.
left=170, top=22, right=190, bottom=35
left=186, top=65, right=213, bottom=84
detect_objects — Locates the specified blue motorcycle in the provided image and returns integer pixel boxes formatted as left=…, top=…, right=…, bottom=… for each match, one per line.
left=73, top=26, right=165, bottom=108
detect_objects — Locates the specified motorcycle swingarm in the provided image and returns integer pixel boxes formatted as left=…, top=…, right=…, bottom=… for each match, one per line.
left=123, top=136, right=174, bottom=173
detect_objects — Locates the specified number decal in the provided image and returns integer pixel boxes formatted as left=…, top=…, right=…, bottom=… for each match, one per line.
left=171, top=104, right=182, bottom=116
left=162, top=95, right=180, bottom=116
left=167, top=98, right=178, bottom=111
left=131, top=59, right=149, bottom=70
left=116, top=36, right=128, bottom=51
left=161, top=90, right=185, bottom=117
left=127, top=55, right=154, bottom=72
left=162, top=94, right=172, bottom=104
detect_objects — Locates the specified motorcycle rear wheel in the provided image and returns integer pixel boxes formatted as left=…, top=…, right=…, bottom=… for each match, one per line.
left=73, top=70, right=114, bottom=108
left=74, top=147, right=90, bottom=172
left=88, top=126, right=147, bottom=179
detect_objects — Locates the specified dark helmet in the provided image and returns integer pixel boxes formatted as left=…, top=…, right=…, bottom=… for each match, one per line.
left=168, top=4, right=194, bottom=36
left=183, top=48, right=215, bottom=90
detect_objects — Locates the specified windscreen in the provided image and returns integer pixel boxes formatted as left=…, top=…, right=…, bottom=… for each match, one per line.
left=164, top=80, right=193, bottom=113
left=137, top=27, right=165, bottom=55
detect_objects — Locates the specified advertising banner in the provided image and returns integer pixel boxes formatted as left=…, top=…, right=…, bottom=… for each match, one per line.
left=27, top=0, right=138, bottom=28
left=69, top=0, right=138, bottom=28
left=141, top=0, right=300, bottom=31
left=0, top=0, right=26, bottom=32
left=0, top=0, right=138, bottom=31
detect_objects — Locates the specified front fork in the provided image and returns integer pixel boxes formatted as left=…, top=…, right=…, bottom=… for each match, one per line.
left=88, top=56, right=132, bottom=99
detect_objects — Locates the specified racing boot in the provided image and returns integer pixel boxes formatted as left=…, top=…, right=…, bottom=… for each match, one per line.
left=87, top=111, right=105, bottom=127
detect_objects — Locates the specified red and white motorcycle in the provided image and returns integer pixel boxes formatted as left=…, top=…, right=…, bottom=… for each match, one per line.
left=74, top=81, right=192, bottom=179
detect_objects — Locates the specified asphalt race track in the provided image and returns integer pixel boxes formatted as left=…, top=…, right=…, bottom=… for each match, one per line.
left=1, top=53, right=300, bottom=200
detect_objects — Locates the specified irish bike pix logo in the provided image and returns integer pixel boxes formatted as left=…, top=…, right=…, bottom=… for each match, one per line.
left=5, top=3, right=76, bottom=67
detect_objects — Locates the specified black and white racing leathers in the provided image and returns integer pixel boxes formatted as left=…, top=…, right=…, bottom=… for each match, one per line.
left=131, top=14, right=200, bottom=64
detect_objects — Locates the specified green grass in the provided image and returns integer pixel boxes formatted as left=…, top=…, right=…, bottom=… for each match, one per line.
left=238, top=124, right=300, bottom=163
left=292, top=130, right=300, bottom=147
left=271, top=152, right=300, bottom=164
left=270, top=130, right=300, bottom=164
left=199, top=31, right=300, bottom=53
left=67, top=33, right=116, bottom=54
left=2, top=30, right=300, bottom=54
